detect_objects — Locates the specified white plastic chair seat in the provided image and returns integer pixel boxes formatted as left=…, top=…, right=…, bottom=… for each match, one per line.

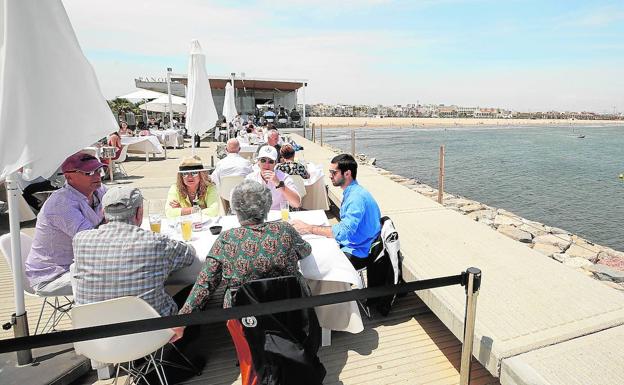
left=72, top=296, right=173, bottom=364
left=289, top=175, right=307, bottom=199
left=0, top=232, right=36, bottom=296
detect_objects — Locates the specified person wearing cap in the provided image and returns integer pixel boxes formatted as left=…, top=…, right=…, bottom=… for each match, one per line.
left=210, top=139, right=253, bottom=187
left=25, top=152, right=108, bottom=296
left=72, top=186, right=195, bottom=316
left=166, top=156, right=219, bottom=218
left=245, top=145, right=301, bottom=210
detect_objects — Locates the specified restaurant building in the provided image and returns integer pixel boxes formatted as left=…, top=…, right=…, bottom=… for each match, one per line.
left=135, top=74, right=308, bottom=118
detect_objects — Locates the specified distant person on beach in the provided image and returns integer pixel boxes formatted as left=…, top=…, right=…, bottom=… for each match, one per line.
left=73, top=186, right=195, bottom=316
left=292, top=154, right=381, bottom=269
left=245, top=145, right=301, bottom=210
left=25, top=153, right=108, bottom=296
left=276, top=144, right=309, bottom=179
left=210, top=138, right=253, bottom=187
left=166, top=156, right=219, bottom=218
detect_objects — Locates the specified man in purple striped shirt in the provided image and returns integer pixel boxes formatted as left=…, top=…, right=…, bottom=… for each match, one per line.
left=25, top=153, right=107, bottom=296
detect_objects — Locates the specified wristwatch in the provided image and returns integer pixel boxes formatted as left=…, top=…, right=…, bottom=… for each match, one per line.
left=275, top=180, right=285, bottom=189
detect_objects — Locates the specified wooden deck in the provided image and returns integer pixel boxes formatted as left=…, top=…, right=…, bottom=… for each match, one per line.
left=1, top=142, right=499, bottom=384
left=74, top=290, right=498, bottom=385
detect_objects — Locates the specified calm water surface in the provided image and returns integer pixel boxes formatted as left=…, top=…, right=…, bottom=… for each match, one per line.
left=320, top=125, right=624, bottom=251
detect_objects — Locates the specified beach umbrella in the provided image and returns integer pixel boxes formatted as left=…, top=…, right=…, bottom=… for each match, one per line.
left=117, top=89, right=166, bottom=102
left=185, top=39, right=218, bottom=147
left=0, top=0, right=116, bottom=363
left=222, top=81, right=237, bottom=139
left=139, top=94, right=186, bottom=113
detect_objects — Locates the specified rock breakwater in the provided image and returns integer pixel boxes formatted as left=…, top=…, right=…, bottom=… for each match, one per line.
left=320, top=143, right=624, bottom=291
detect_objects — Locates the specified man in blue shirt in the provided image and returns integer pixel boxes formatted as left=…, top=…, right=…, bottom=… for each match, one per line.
left=292, top=154, right=381, bottom=269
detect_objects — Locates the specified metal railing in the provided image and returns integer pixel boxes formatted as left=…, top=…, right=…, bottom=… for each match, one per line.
left=0, top=268, right=482, bottom=383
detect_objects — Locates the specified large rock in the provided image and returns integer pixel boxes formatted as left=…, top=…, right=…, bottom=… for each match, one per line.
left=493, top=214, right=523, bottom=227
left=466, top=209, right=496, bottom=222
left=562, top=257, right=593, bottom=269
left=459, top=203, right=485, bottom=214
left=444, top=197, right=473, bottom=208
left=584, top=264, right=624, bottom=283
left=497, top=225, right=533, bottom=243
left=518, top=220, right=550, bottom=237
left=533, top=234, right=572, bottom=250
left=532, top=243, right=562, bottom=257
left=565, top=242, right=602, bottom=262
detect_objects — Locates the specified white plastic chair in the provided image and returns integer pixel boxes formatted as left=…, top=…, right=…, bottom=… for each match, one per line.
left=111, top=145, right=129, bottom=178
left=218, top=175, right=245, bottom=214
left=0, top=232, right=73, bottom=334
left=289, top=175, right=307, bottom=199
left=72, top=297, right=174, bottom=385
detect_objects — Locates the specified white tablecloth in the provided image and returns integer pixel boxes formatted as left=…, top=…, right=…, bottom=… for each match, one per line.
left=150, top=129, right=184, bottom=148
left=302, top=163, right=330, bottom=211
left=143, top=210, right=363, bottom=333
left=121, top=136, right=164, bottom=160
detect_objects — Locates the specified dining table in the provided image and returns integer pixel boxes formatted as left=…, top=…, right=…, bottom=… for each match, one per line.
left=143, top=209, right=363, bottom=345
left=121, top=136, right=164, bottom=162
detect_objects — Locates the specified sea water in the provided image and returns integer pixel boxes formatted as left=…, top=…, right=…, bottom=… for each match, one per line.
left=321, top=125, right=624, bottom=252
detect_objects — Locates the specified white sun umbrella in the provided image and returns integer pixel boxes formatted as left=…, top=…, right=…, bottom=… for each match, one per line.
left=186, top=40, right=218, bottom=150
left=117, top=89, right=166, bottom=102
left=0, top=0, right=117, bottom=362
left=139, top=94, right=186, bottom=113
left=222, top=81, right=237, bottom=139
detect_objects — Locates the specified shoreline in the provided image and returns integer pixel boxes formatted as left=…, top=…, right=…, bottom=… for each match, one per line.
left=315, top=141, right=624, bottom=290
left=309, top=116, right=624, bottom=128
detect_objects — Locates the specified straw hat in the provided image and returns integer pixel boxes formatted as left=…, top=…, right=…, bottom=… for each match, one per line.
left=178, top=156, right=209, bottom=173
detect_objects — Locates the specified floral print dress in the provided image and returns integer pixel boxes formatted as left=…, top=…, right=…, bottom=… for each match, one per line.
left=179, top=221, right=312, bottom=313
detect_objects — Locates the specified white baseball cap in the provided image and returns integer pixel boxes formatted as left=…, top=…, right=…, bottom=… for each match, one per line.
left=257, top=145, right=278, bottom=161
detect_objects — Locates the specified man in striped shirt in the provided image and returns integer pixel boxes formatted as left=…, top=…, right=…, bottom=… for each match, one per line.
left=72, top=186, right=195, bottom=316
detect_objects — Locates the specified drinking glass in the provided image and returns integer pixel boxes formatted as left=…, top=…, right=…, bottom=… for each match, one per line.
left=148, top=200, right=163, bottom=233
left=280, top=201, right=289, bottom=221
left=180, top=215, right=193, bottom=241
left=192, top=205, right=203, bottom=232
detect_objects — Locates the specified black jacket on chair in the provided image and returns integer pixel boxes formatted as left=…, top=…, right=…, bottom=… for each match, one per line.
left=230, top=275, right=326, bottom=385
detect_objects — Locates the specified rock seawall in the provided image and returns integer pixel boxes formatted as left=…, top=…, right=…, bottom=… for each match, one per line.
left=324, top=146, right=624, bottom=291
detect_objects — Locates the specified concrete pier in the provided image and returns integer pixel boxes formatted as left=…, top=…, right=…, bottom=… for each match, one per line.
left=294, top=133, right=624, bottom=384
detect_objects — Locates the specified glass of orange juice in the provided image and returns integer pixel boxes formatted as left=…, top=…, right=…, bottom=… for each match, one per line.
left=280, top=201, right=289, bottom=221
left=180, top=216, right=193, bottom=241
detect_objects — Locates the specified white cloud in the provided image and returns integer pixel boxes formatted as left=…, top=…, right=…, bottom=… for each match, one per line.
left=61, top=0, right=624, bottom=112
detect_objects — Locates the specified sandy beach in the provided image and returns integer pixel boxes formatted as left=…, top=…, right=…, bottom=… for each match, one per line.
left=309, top=116, right=623, bottom=128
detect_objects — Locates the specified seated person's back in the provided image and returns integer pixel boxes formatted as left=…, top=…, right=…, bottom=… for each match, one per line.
left=73, top=186, right=195, bottom=316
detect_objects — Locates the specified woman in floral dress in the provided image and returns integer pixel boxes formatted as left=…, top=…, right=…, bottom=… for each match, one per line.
left=172, top=180, right=311, bottom=341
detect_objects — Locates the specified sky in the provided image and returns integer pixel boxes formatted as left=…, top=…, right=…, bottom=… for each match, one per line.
left=63, top=0, right=624, bottom=113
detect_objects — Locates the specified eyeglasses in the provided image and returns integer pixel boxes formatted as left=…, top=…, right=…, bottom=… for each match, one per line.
left=259, top=158, right=275, bottom=165
left=68, top=169, right=100, bottom=176
left=181, top=171, right=200, bottom=177
left=329, top=169, right=340, bottom=176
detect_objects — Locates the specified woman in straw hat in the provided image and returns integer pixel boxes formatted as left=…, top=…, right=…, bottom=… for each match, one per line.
left=165, top=156, right=218, bottom=218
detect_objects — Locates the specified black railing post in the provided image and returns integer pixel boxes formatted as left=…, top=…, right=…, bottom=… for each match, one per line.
left=460, top=267, right=481, bottom=385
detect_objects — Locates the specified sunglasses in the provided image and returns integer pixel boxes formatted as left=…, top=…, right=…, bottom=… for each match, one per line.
left=69, top=169, right=101, bottom=176
left=181, top=171, right=200, bottom=177
left=329, top=169, right=340, bottom=176
left=259, top=158, right=275, bottom=165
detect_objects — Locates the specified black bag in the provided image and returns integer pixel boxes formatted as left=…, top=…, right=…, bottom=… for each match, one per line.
left=231, top=275, right=326, bottom=385
left=366, top=216, right=405, bottom=316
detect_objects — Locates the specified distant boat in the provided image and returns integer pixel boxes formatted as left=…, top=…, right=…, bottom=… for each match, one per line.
left=577, top=134, right=585, bottom=139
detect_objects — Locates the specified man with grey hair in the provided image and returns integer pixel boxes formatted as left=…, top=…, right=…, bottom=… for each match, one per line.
left=72, top=186, right=195, bottom=316
left=210, top=138, right=253, bottom=187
